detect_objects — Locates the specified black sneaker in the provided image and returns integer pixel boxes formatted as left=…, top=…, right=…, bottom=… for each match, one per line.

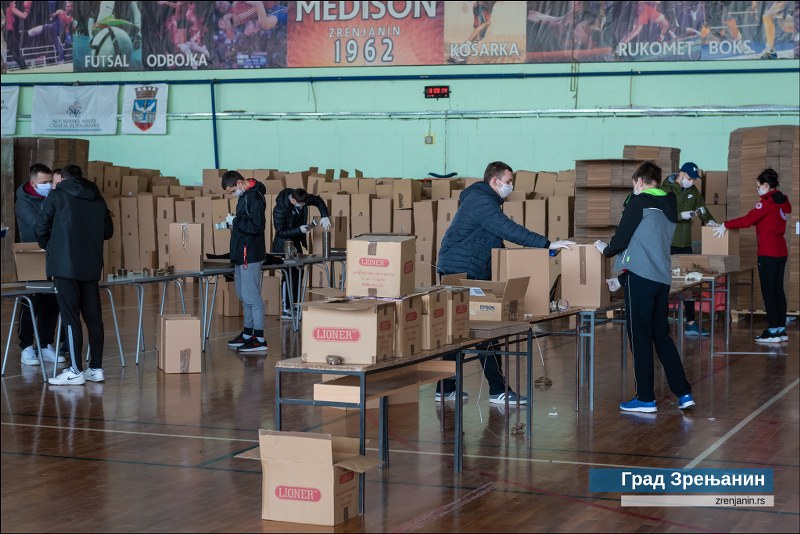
left=227, top=333, right=248, bottom=348
left=237, top=338, right=268, bottom=353
left=755, top=330, right=783, bottom=343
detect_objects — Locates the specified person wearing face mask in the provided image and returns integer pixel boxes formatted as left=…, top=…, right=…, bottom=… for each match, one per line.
left=436, top=161, right=575, bottom=405
left=660, top=161, right=715, bottom=336
left=594, top=161, right=694, bottom=414
left=221, top=171, right=269, bottom=352
left=14, top=163, right=65, bottom=368
left=271, top=187, right=331, bottom=319
left=713, top=168, right=792, bottom=344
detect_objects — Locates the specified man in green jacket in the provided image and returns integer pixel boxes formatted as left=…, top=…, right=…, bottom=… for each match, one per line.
left=660, top=161, right=719, bottom=336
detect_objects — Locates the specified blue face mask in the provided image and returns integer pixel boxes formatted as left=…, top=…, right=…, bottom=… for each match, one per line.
left=35, top=183, right=52, bottom=197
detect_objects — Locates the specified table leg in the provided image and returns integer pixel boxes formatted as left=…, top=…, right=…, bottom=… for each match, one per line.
left=1, top=298, right=20, bottom=376
left=710, top=279, right=716, bottom=358
left=53, top=315, right=62, bottom=378
left=678, top=293, right=685, bottom=358
left=359, top=373, right=366, bottom=515
left=589, top=312, right=596, bottom=411
left=275, top=367, right=282, bottom=430
left=379, top=396, right=389, bottom=467
left=455, top=350, right=464, bottom=473
left=22, top=297, right=47, bottom=382
left=526, top=330, right=532, bottom=440
left=101, top=287, right=125, bottom=367
left=724, top=275, right=731, bottom=348
left=205, top=275, right=220, bottom=343
left=575, top=312, right=582, bottom=412
left=134, top=283, right=145, bottom=364
left=200, top=277, right=209, bottom=352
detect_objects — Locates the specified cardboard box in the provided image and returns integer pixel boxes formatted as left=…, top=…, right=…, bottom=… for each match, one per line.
left=560, top=245, right=609, bottom=308
left=442, top=287, right=470, bottom=344
left=547, top=196, right=574, bottom=241
left=194, top=196, right=215, bottom=255
left=393, top=179, right=422, bottom=209
left=703, top=171, right=727, bottom=205
left=137, top=195, right=158, bottom=270
left=254, top=430, right=379, bottom=526
left=121, top=175, right=146, bottom=196
left=284, top=172, right=306, bottom=190
left=211, top=198, right=232, bottom=255
left=553, top=183, right=574, bottom=196
left=534, top=172, right=557, bottom=197
left=492, top=248, right=559, bottom=317
left=392, top=294, right=424, bottom=358
left=202, top=169, right=226, bottom=196
left=436, top=199, right=459, bottom=251
left=120, top=196, right=141, bottom=271
left=12, top=243, right=47, bottom=281
left=174, top=199, right=194, bottom=223
left=169, top=223, right=203, bottom=271
left=158, top=314, right=202, bottom=373
left=701, top=226, right=739, bottom=256
left=346, top=234, right=416, bottom=298
left=691, top=204, right=726, bottom=243
left=105, top=197, right=123, bottom=272
left=419, top=289, right=448, bottom=350
left=502, top=201, right=525, bottom=248
left=558, top=170, right=576, bottom=183
left=525, top=199, right=547, bottom=236
left=674, top=254, right=740, bottom=274
left=371, top=198, right=392, bottom=233
left=358, top=178, right=377, bottom=195
left=430, top=179, right=457, bottom=200
left=302, top=299, right=395, bottom=364
left=261, top=274, right=281, bottom=316
left=440, top=274, right=529, bottom=321
left=103, top=165, right=129, bottom=196
left=392, top=209, right=414, bottom=235
left=350, top=193, right=373, bottom=238
left=337, top=177, right=359, bottom=195
left=514, top=171, right=536, bottom=196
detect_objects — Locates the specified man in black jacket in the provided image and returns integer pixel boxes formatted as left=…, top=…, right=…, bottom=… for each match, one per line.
left=36, top=165, right=113, bottom=386
left=222, top=171, right=268, bottom=352
left=271, top=187, right=330, bottom=318
left=15, top=163, right=65, bottom=367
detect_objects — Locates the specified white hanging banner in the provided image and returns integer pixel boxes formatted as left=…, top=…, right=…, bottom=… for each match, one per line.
left=1, top=86, right=20, bottom=136
left=31, top=85, right=118, bottom=135
left=121, top=84, right=169, bottom=135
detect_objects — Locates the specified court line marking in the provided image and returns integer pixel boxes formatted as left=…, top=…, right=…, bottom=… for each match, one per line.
left=1, top=421, right=659, bottom=469
left=393, top=482, right=496, bottom=533
left=684, top=378, right=799, bottom=469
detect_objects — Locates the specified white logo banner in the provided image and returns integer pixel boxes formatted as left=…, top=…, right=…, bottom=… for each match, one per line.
left=31, top=85, right=118, bottom=135
left=122, top=83, right=168, bottom=134
left=1, top=86, right=20, bottom=136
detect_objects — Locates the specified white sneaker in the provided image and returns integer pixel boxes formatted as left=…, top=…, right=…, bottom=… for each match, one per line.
left=84, top=367, right=105, bottom=383
left=48, top=367, right=86, bottom=386
left=41, top=344, right=67, bottom=364
left=21, top=346, right=40, bottom=366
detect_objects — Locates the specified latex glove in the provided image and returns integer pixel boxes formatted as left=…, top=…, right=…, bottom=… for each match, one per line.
left=712, top=225, right=727, bottom=238
left=549, top=239, right=575, bottom=251
left=606, top=277, right=621, bottom=292
left=320, top=216, right=331, bottom=231
left=224, top=213, right=235, bottom=226
left=300, top=224, right=311, bottom=234
left=706, top=220, right=720, bottom=227
left=594, top=240, right=608, bottom=255
left=680, top=210, right=694, bottom=221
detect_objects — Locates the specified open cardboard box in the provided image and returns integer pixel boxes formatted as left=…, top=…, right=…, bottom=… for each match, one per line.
left=12, top=242, right=47, bottom=282
left=440, top=273, right=528, bottom=321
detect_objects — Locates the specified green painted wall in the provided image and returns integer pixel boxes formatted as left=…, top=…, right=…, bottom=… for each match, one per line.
left=4, top=60, right=799, bottom=183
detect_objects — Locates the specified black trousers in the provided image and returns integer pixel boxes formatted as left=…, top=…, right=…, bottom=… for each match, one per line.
left=18, top=293, right=59, bottom=349
left=758, top=256, right=788, bottom=329
left=53, top=277, right=104, bottom=371
left=670, top=246, right=696, bottom=322
left=438, top=342, right=508, bottom=396
left=281, top=267, right=302, bottom=313
left=624, top=272, right=691, bottom=403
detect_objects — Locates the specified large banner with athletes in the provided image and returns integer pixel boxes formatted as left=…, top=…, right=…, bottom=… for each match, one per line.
left=1, top=1, right=797, bottom=74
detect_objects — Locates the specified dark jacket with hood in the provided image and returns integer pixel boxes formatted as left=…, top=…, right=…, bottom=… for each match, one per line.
left=35, top=177, right=113, bottom=282
left=229, top=180, right=267, bottom=266
left=437, top=181, right=550, bottom=281
left=15, top=181, right=47, bottom=243
left=724, top=189, right=792, bottom=257
left=271, top=188, right=330, bottom=254
left=603, top=188, right=678, bottom=286
left=660, top=173, right=712, bottom=248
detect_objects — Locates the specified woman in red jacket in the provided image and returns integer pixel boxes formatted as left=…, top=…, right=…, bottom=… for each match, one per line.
left=714, top=168, right=792, bottom=343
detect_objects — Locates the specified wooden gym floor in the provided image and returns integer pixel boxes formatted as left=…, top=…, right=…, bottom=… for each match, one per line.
left=1, top=283, right=798, bottom=533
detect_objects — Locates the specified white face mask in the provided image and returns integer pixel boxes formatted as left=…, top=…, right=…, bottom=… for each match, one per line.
left=35, top=182, right=52, bottom=196
left=496, top=181, right=513, bottom=199
left=632, top=180, right=642, bottom=196
left=757, top=184, right=769, bottom=196
left=232, top=187, right=244, bottom=197
left=681, top=178, right=694, bottom=189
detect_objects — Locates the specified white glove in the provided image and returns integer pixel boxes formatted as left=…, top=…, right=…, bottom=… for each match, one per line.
left=594, top=240, right=608, bottom=255
left=680, top=210, right=694, bottom=220
left=320, top=216, right=331, bottom=230
left=606, top=277, right=621, bottom=292
left=224, top=213, right=235, bottom=226
left=712, top=225, right=727, bottom=238
left=300, top=224, right=311, bottom=234
left=706, top=220, right=720, bottom=227
left=549, top=240, right=575, bottom=251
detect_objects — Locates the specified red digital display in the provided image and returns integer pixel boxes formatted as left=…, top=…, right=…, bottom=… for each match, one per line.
left=424, top=85, right=450, bottom=98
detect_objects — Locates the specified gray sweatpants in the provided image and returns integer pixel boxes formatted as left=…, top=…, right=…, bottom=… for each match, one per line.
left=235, top=262, right=264, bottom=332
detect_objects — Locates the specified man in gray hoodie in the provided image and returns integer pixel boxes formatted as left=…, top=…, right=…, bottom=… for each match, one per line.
left=594, top=161, right=694, bottom=414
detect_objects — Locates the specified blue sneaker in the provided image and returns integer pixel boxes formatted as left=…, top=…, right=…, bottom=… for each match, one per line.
left=620, top=397, right=657, bottom=413
left=685, top=323, right=710, bottom=336
left=678, top=394, right=695, bottom=410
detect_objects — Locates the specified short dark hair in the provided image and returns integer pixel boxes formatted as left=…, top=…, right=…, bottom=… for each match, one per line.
left=52, top=167, right=62, bottom=175
left=633, top=161, right=661, bottom=185
left=29, top=163, right=52, bottom=180
left=483, top=161, right=513, bottom=183
left=60, top=165, right=83, bottom=180
left=756, top=168, right=779, bottom=189
left=221, top=170, right=244, bottom=189
left=291, top=188, right=309, bottom=204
